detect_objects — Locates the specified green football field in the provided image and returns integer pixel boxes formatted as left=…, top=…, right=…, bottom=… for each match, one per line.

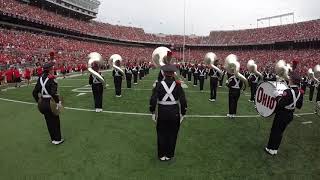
left=0, top=69, right=319, bottom=180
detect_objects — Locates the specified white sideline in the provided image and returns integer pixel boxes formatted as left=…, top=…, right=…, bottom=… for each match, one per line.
left=0, top=97, right=316, bottom=118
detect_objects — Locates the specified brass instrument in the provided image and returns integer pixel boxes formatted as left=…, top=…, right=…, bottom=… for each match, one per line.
left=275, top=60, right=291, bottom=81
left=224, top=54, right=248, bottom=89
left=247, top=59, right=263, bottom=79
left=152, top=46, right=171, bottom=67
left=88, top=52, right=105, bottom=86
left=204, top=52, right=222, bottom=74
left=110, top=54, right=124, bottom=75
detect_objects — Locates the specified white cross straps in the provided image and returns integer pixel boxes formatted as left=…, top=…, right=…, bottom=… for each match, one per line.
left=40, top=77, right=50, bottom=97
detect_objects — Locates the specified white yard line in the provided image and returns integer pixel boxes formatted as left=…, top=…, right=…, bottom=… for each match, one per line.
left=301, top=121, right=313, bottom=124
left=0, top=97, right=316, bottom=119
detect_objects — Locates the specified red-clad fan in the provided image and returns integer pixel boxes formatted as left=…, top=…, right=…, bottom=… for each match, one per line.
left=67, top=65, right=72, bottom=74
left=37, top=65, right=43, bottom=77
left=60, top=65, right=66, bottom=78
left=81, top=63, right=87, bottom=74
left=53, top=66, right=58, bottom=75
left=5, top=67, right=14, bottom=83
left=24, top=68, right=31, bottom=85
left=14, top=67, right=22, bottom=87
left=0, top=70, right=4, bottom=85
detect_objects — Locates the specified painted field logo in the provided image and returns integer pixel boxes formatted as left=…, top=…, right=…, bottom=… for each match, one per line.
left=255, top=82, right=288, bottom=117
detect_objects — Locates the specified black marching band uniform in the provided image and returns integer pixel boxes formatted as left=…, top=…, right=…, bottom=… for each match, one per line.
left=300, top=76, right=308, bottom=92
left=182, top=64, right=187, bottom=79
left=139, top=65, right=144, bottom=80
left=192, top=65, right=199, bottom=86
left=316, top=81, right=320, bottom=102
left=89, top=67, right=104, bottom=112
left=219, top=69, right=225, bottom=87
left=208, top=67, right=220, bottom=101
left=113, top=69, right=123, bottom=97
left=265, top=73, right=304, bottom=155
left=187, top=65, right=192, bottom=82
left=132, top=64, right=139, bottom=84
left=150, top=64, right=187, bottom=161
left=308, top=78, right=315, bottom=102
left=226, top=73, right=244, bottom=117
left=248, top=73, right=260, bottom=102
left=32, top=62, right=64, bottom=145
left=125, top=65, right=133, bottom=88
left=198, top=66, right=206, bottom=91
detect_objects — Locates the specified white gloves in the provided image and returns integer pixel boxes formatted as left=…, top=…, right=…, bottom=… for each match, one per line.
left=180, top=115, right=185, bottom=124
left=56, top=101, right=63, bottom=110
left=152, top=114, right=156, bottom=123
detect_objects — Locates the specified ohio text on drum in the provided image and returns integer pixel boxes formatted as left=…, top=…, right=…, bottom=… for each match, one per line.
left=255, top=81, right=288, bottom=117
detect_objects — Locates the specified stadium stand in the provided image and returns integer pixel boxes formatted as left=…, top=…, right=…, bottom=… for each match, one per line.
left=2, top=0, right=319, bottom=45
left=1, top=27, right=319, bottom=75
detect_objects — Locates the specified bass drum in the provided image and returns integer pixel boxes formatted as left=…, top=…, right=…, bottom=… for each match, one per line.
left=38, top=97, right=62, bottom=116
left=255, top=81, right=288, bottom=117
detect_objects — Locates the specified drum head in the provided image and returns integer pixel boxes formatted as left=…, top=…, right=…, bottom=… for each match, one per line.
left=50, top=99, right=60, bottom=116
left=255, top=82, right=281, bottom=117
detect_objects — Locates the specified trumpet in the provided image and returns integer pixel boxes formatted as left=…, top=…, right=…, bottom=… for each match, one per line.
left=110, top=54, right=124, bottom=75
left=88, top=52, right=105, bottom=86
left=247, top=59, right=263, bottom=79
left=224, top=54, right=248, bottom=89
left=204, top=52, right=222, bottom=74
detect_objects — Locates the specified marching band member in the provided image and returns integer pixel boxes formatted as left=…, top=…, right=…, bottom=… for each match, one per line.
left=192, top=64, right=199, bottom=86
left=139, top=63, right=144, bottom=80
left=205, top=65, right=209, bottom=79
left=89, top=63, right=104, bottom=112
left=300, top=76, right=308, bottom=92
left=248, top=73, right=261, bottom=102
left=198, top=64, right=206, bottom=91
left=208, top=60, right=221, bottom=102
left=32, top=62, right=64, bottom=145
left=125, top=64, right=133, bottom=88
left=308, top=78, right=315, bottom=102
left=187, top=63, right=192, bottom=82
left=225, top=54, right=247, bottom=118
left=219, top=67, right=225, bottom=87
left=263, top=70, right=271, bottom=81
left=226, top=72, right=243, bottom=118
left=179, top=63, right=182, bottom=75
left=182, top=63, right=187, bottom=79
left=265, top=72, right=304, bottom=155
left=113, top=62, right=123, bottom=97
left=316, top=82, right=320, bottom=102
left=132, top=63, right=139, bottom=85
left=149, top=64, right=187, bottom=161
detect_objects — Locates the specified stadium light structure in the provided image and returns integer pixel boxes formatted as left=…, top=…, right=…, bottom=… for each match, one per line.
left=182, top=0, right=186, bottom=63
left=257, top=12, right=294, bottom=28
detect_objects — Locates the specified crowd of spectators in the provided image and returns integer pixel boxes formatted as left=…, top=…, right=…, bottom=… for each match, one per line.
left=0, top=28, right=318, bottom=76
left=2, top=0, right=319, bottom=45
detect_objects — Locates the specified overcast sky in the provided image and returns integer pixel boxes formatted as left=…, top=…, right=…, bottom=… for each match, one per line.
left=96, top=0, right=320, bottom=36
